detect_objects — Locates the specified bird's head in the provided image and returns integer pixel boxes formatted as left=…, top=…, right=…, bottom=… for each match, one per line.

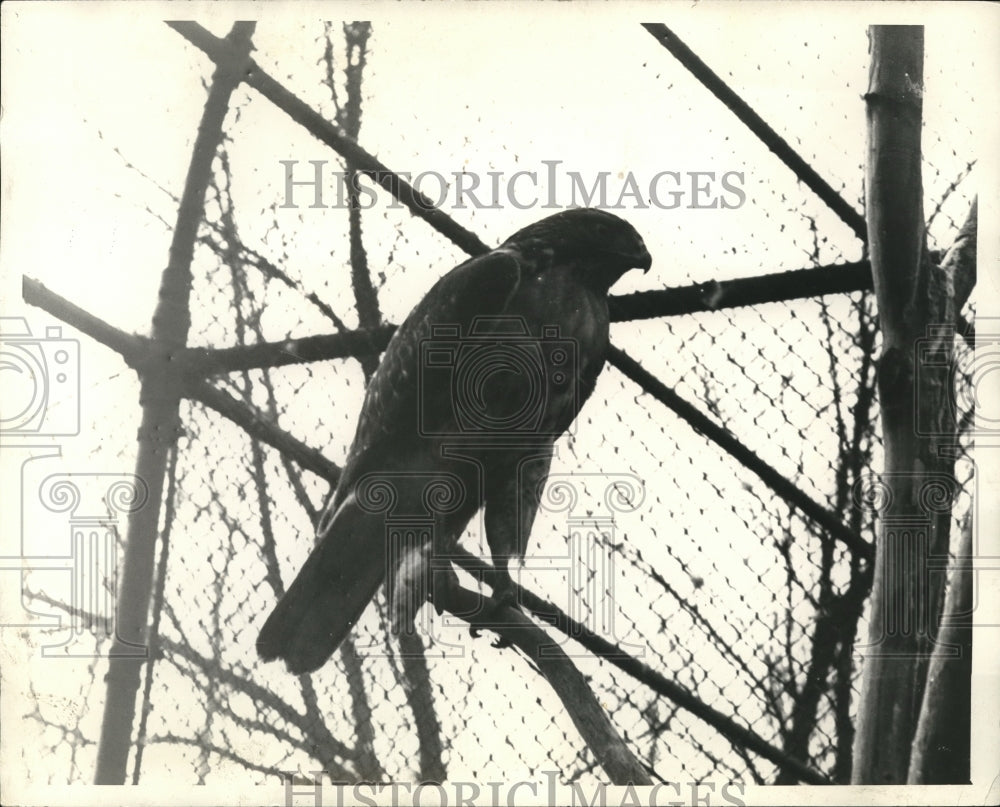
left=501, top=208, right=652, bottom=292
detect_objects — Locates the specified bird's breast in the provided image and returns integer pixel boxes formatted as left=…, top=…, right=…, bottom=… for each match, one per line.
left=491, top=267, right=610, bottom=434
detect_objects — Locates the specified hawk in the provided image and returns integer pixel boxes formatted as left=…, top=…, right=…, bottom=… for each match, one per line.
left=257, top=208, right=651, bottom=673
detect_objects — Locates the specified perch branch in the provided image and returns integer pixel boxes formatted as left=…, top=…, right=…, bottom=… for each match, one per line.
left=430, top=584, right=653, bottom=785
left=451, top=550, right=828, bottom=785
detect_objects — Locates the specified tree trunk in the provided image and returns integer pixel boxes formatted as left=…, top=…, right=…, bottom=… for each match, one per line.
left=852, top=25, right=964, bottom=784
left=94, top=23, right=257, bottom=784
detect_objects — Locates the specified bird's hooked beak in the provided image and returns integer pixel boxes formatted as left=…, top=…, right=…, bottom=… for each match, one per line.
left=599, top=243, right=652, bottom=274
left=633, top=245, right=652, bottom=274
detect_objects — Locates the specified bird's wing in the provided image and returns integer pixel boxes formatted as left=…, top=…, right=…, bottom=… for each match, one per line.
left=333, top=248, right=525, bottom=502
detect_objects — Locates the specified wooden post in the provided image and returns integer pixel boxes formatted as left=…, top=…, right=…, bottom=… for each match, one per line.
left=93, top=22, right=256, bottom=784
left=852, top=25, right=966, bottom=784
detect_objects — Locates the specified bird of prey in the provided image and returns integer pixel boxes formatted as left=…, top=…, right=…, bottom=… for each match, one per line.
left=257, top=208, right=651, bottom=674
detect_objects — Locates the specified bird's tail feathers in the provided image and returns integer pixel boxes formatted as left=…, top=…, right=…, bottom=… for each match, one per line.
left=256, top=494, right=387, bottom=674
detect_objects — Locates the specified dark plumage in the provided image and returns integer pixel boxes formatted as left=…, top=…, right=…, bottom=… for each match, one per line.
left=257, top=208, right=651, bottom=673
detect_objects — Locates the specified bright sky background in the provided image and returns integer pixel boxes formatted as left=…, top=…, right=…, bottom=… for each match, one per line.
left=1, top=2, right=998, bottom=804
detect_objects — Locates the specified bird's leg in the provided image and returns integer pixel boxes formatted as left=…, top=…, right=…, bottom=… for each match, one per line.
left=490, top=557, right=518, bottom=609
left=486, top=557, right=519, bottom=649
left=430, top=555, right=460, bottom=616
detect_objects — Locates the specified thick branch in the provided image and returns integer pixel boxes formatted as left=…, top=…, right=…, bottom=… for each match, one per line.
left=432, top=585, right=652, bottom=785
left=26, top=254, right=883, bottom=378
left=190, top=258, right=878, bottom=374
left=609, top=260, right=872, bottom=321
left=863, top=26, right=926, bottom=352
left=608, top=346, right=872, bottom=561
left=854, top=25, right=946, bottom=786
left=94, top=22, right=257, bottom=786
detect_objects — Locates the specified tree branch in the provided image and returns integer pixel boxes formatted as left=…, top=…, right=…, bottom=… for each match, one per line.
left=608, top=345, right=872, bottom=561
left=641, top=23, right=867, bottom=241
left=93, top=21, right=258, bottom=786
left=167, top=21, right=490, bottom=258
left=431, top=584, right=653, bottom=785
left=451, top=550, right=829, bottom=784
